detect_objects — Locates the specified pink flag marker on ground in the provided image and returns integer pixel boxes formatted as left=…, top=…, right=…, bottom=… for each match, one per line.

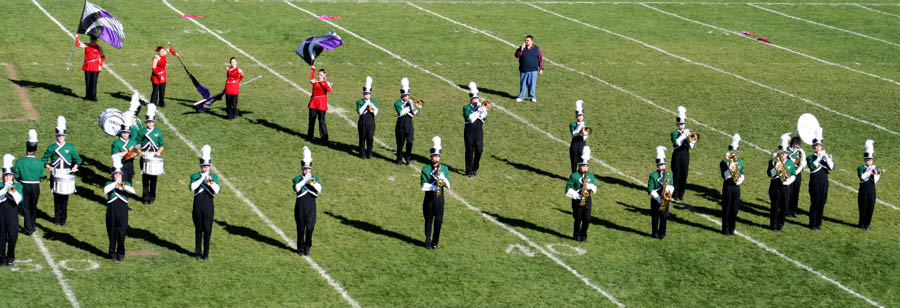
left=757, top=37, right=771, bottom=44
left=181, top=14, right=204, bottom=19
left=318, top=15, right=342, bottom=20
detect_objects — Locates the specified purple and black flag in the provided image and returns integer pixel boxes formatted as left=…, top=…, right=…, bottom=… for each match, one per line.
left=76, top=1, right=125, bottom=48
left=294, top=30, right=343, bottom=66
left=169, top=46, right=211, bottom=100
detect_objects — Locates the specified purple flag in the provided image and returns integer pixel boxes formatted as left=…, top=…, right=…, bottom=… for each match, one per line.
left=294, top=30, right=343, bottom=65
left=77, top=1, right=125, bottom=48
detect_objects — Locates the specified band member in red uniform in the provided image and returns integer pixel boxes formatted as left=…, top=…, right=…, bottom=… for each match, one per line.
left=307, top=66, right=331, bottom=142
left=75, top=34, right=105, bottom=101
left=224, top=57, right=244, bottom=120
left=150, top=46, right=168, bottom=107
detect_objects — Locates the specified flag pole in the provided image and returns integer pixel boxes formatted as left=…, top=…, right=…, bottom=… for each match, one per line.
left=66, top=43, right=75, bottom=71
left=68, top=0, right=88, bottom=71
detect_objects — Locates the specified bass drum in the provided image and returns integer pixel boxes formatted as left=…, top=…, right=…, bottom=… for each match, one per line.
left=98, top=108, right=126, bottom=137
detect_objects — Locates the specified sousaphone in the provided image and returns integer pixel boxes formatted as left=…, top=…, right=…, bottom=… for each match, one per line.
left=796, top=113, right=821, bottom=145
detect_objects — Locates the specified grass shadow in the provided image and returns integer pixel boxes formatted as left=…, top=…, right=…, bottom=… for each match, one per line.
left=616, top=201, right=721, bottom=234
left=483, top=211, right=569, bottom=239
left=456, top=83, right=517, bottom=100
left=596, top=175, right=644, bottom=192
left=10, top=79, right=79, bottom=99
left=38, top=223, right=107, bottom=258
left=127, top=226, right=193, bottom=256
left=214, top=219, right=293, bottom=252
left=555, top=208, right=653, bottom=238
left=178, top=101, right=228, bottom=119
left=492, top=155, right=566, bottom=181
left=325, top=211, right=424, bottom=247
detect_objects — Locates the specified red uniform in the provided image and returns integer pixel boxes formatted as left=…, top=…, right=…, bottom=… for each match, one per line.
left=82, top=45, right=104, bottom=72
left=308, top=68, right=331, bottom=111
left=224, top=67, right=243, bottom=95
left=151, top=55, right=167, bottom=84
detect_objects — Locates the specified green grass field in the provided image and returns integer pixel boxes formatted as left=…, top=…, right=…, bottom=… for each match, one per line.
left=2, top=0, right=900, bottom=306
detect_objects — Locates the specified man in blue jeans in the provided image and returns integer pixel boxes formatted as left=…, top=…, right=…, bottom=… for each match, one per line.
left=514, top=35, right=544, bottom=102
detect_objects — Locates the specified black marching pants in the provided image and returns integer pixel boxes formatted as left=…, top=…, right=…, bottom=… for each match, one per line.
left=788, top=173, right=802, bottom=216
left=84, top=71, right=99, bottom=101
left=571, top=197, right=591, bottom=239
left=858, top=181, right=876, bottom=228
left=0, top=200, right=18, bottom=262
left=671, top=148, right=690, bottom=200
left=423, top=190, right=445, bottom=246
left=808, top=171, right=830, bottom=229
left=357, top=113, right=375, bottom=158
left=192, top=192, right=215, bottom=257
left=721, top=181, right=741, bottom=234
left=295, top=194, right=317, bottom=251
left=569, top=138, right=585, bottom=174
left=225, top=94, right=239, bottom=119
left=307, top=109, right=328, bottom=141
left=650, top=197, right=669, bottom=238
left=769, top=179, right=790, bottom=230
left=106, top=199, right=129, bottom=257
left=395, top=116, right=414, bottom=162
left=464, top=122, right=484, bottom=174
left=20, top=183, right=40, bottom=234
left=150, top=82, right=167, bottom=107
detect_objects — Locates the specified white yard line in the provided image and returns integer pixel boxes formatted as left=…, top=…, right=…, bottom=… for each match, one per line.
left=281, top=1, right=626, bottom=306
left=854, top=4, right=900, bottom=18
left=749, top=3, right=900, bottom=48
left=290, top=0, right=900, bottom=5
left=157, top=2, right=360, bottom=307
left=31, top=231, right=81, bottom=308
left=404, top=3, right=885, bottom=307
left=641, top=4, right=900, bottom=89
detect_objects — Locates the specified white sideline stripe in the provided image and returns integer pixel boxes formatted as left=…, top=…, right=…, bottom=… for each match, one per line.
left=290, top=0, right=900, bottom=5
left=854, top=4, right=900, bottom=18
left=528, top=3, right=900, bottom=139
left=159, top=2, right=360, bottom=307
left=406, top=3, right=886, bottom=307
left=640, top=4, right=900, bottom=88
left=519, top=2, right=900, bottom=212
left=29, top=2, right=87, bottom=307
left=749, top=3, right=900, bottom=48
left=281, top=2, right=626, bottom=306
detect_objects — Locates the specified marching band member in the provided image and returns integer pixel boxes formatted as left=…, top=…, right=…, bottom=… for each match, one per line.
left=670, top=106, right=696, bottom=203
left=767, top=133, right=796, bottom=232
left=565, top=146, right=597, bottom=242
left=75, top=34, right=104, bottom=101
left=806, top=128, right=834, bottom=230
left=111, top=123, right=139, bottom=184
left=648, top=146, right=674, bottom=240
left=224, top=57, right=244, bottom=120
left=293, top=146, right=322, bottom=256
left=103, top=155, right=135, bottom=261
left=139, top=104, right=165, bottom=205
left=1, top=154, right=23, bottom=266
left=42, top=116, right=81, bottom=226
left=568, top=100, right=591, bottom=173
left=463, top=82, right=488, bottom=177
left=787, top=136, right=806, bottom=218
left=719, top=135, right=745, bottom=236
left=356, top=76, right=377, bottom=159
left=150, top=46, right=168, bottom=107
left=421, top=137, right=450, bottom=250
left=14, top=129, right=44, bottom=235
left=307, top=66, right=331, bottom=142
left=857, top=140, right=880, bottom=230
left=394, top=77, right=418, bottom=165
left=190, top=145, right=220, bottom=260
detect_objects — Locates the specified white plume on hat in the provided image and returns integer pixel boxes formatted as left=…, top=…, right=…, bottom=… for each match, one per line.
left=864, top=139, right=875, bottom=159
left=815, top=127, right=824, bottom=143
left=677, top=106, right=686, bottom=120
left=57, top=116, right=67, bottom=131
left=580, top=146, right=591, bottom=165
left=302, top=146, right=312, bottom=165
left=200, top=144, right=211, bottom=165
left=122, top=112, right=134, bottom=128
left=780, top=132, right=791, bottom=151
left=432, top=136, right=442, bottom=152
left=730, top=134, right=741, bottom=151
left=146, top=104, right=157, bottom=121
left=575, top=100, right=584, bottom=115
left=656, top=146, right=667, bottom=161
left=129, top=92, right=141, bottom=112
left=2, top=154, right=14, bottom=170
left=468, top=81, right=479, bottom=98
left=363, top=76, right=373, bottom=93
left=28, top=129, right=38, bottom=143
left=401, top=77, right=409, bottom=92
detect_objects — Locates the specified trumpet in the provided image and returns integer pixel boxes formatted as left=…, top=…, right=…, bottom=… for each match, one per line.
left=872, top=167, right=882, bottom=176
left=8, top=184, right=16, bottom=194
left=310, top=177, right=317, bottom=185
left=368, top=105, right=375, bottom=113
left=481, top=99, right=492, bottom=109
left=689, top=132, right=700, bottom=142
left=207, top=177, right=214, bottom=185
left=118, top=181, right=125, bottom=190
left=408, top=95, right=424, bottom=110
left=581, top=126, right=593, bottom=137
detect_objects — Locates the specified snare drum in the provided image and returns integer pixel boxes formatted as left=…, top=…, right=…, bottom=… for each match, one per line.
left=53, top=174, right=76, bottom=195
left=143, top=157, right=164, bottom=175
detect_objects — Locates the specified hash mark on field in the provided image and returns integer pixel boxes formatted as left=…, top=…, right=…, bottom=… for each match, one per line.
left=285, top=1, right=626, bottom=306
left=748, top=3, right=900, bottom=48
left=407, top=2, right=885, bottom=307
left=854, top=4, right=900, bottom=18
left=1, top=62, right=40, bottom=122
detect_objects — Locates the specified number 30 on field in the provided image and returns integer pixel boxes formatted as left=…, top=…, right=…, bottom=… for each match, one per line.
left=11, top=259, right=100, bottom=272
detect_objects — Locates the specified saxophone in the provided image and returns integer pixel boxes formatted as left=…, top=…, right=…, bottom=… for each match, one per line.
left=660, top=171, right=671, bottom=212
left=433, top=167, right=444, bottom=197
left=775, top=155, right=790, bottom=183
left=579, top=173, right=589, bottom=207
left=728, top=153, right=740, bottom=184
